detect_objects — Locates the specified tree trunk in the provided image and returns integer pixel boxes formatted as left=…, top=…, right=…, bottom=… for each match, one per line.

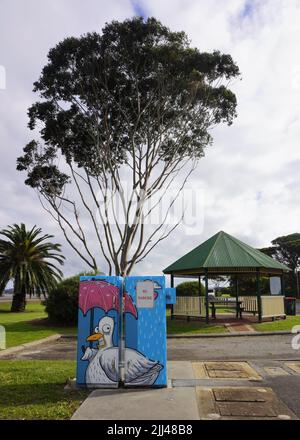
left=11, top=288, right=26, bottom=312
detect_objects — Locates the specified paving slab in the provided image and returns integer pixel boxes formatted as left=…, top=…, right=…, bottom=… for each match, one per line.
left=167, top=361, right=195, bottom=380
left=71, top=387, right=199, bottom=420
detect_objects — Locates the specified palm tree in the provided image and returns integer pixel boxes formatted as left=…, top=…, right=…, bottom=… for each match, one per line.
left=0, top=224, right=65, bottom=312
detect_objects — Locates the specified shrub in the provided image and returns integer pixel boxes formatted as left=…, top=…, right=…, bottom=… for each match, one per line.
left=45, top=275, right=80, bottom=325
left=176, top=281, right=204, bottom=297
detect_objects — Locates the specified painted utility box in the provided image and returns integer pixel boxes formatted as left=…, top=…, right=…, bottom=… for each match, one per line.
left=76, top=275, right=176, bottom=388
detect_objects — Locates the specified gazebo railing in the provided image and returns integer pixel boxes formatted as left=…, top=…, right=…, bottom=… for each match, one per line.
left=239, top=295, right=285, bottom=318
left=238, top=296, right=258, bottom=313
left=261, top=296, right=285, bottom=318
left=173, top=295, right=286, bottom=320
left=173, top=296, right=206, bottom=317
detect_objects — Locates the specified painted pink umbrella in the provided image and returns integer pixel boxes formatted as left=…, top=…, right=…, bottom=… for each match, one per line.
left=79, top=280, right=137, bottom=318
left=79, top=280, right=137, bottom=348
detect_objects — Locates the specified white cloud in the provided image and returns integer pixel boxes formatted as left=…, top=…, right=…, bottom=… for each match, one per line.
left=0, top=0, right=299, bottom=278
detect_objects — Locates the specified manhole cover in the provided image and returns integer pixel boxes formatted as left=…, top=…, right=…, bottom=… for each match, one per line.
left=208, top=370, right=249, bottom=379
left=206, top=362, right=246, bottom=371
left=218, top=402, right=277, bottom=417
left=264, top=367, right=289, bottom=376
left=213, top=388, right=266, bottom=402
left=196, top=387, right=296, bottom=420
left=192, top=362, right=261, bottom=380
left=285, top=363, right=300, bottom=374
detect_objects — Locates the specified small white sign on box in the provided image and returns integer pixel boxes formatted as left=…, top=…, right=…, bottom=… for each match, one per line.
left=136, top=281, right=155, bottom=308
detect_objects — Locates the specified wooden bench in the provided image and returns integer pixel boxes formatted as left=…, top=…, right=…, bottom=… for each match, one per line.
left=209, top=298, right=244, bottom=319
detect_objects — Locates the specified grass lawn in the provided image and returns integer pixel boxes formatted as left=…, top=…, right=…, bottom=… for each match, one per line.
left=166, top=308, right=228, bottom=334
left=0, top=360, right=89, bottom=420
left=253, top=316, right=300, bottom=332
left=0, top=302, right=76, bottom=349
left=167, top=317, right=228, bottom=335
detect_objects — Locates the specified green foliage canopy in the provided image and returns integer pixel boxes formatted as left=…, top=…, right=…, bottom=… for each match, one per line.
left=16, top=17, right=240, bottom=275
left=0, top=223, right=64, bottom=311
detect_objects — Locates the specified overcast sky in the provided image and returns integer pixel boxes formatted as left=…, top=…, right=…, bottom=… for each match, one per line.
left=0, top=0, right=299, bottom=278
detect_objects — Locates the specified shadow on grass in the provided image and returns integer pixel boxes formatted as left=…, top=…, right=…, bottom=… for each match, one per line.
left=0, top=382, right=87, bottom=405
left=4, top=321, right=76, bottom=334
left=3, top=321, right=57, bottom=334
left=0, top=360, right=89, bottom=419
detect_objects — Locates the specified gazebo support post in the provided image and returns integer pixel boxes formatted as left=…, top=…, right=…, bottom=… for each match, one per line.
left=205, top=269, right=209, bottom=324
left=234, top=276, right=239, bottom=319
left=281, top=274, right=285, bottom=297
left=256, top=268, right=262, bottom=323
left=198, top=276, right=202, bottom=320
left=170, top=274, right=174, bottom=320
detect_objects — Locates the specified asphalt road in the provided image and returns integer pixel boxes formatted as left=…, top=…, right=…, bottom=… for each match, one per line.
left=168, top=334, right=300, bottom=361
left=2, top=333, right=300, bottom=362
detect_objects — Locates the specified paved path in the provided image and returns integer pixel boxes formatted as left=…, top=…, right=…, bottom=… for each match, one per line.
left=226, top=323, right=256, bottom=333
left=71, top=359, right=300, bottom=420
left=168, top=334, right=300, bottom=361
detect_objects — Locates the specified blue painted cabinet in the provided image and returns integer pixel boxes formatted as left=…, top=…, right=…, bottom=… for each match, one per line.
left=76, top=276, right=122, bottom=388
left=76, top=275, right=176, bottom=389
left=124, top=276, right=167, bottom=387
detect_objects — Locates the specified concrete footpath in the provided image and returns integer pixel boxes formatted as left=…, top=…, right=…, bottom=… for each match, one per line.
left=71, top=360, right=300, bottom=420
left=72, top=386, right=200, bottom=420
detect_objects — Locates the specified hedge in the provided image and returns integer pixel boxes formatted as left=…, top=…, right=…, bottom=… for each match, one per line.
left=176, top=281, right=204, bottom=297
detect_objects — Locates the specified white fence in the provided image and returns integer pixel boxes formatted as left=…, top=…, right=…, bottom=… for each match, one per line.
left=173, top=296, right=206, bottom=317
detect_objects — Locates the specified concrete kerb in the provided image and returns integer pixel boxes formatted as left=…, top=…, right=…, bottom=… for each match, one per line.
left=60, top=330, right=295, bottom=339
left=0, top=334, right=61, bottom=358
left=167, top=330, right=294, bottom=338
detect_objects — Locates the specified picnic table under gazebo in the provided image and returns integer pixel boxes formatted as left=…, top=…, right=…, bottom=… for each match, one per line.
left=163, top=231, right=290, bottom=323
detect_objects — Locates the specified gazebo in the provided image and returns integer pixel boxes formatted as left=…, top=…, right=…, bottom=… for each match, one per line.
left=163, top=231, right=290, bottom=323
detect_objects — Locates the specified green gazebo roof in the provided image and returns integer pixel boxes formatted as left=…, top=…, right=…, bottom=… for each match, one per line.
left=163, top=231, right=290, bottom=275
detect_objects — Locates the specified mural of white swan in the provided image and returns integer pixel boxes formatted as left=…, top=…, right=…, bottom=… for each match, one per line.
left=82, top=316, right=163, bottom=386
